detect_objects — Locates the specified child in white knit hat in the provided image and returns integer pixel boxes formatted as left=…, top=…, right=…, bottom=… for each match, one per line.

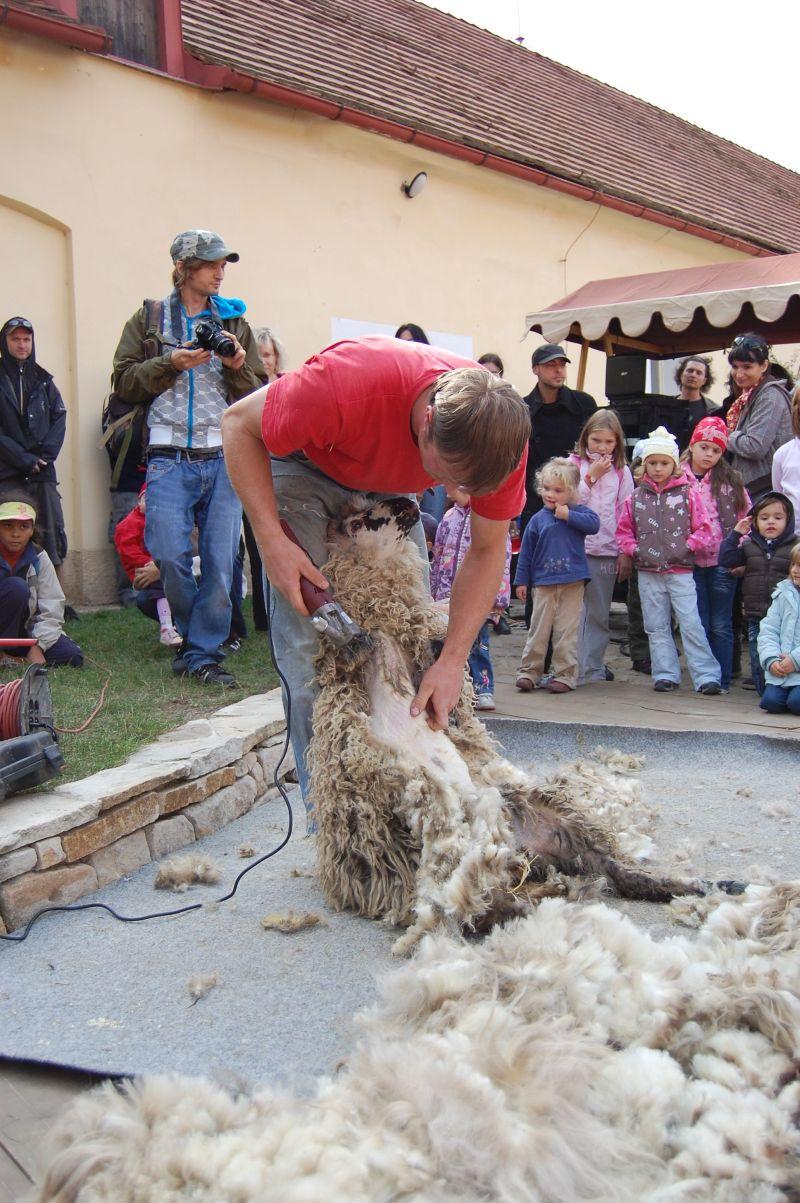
left=616, top=427, right=723, bottom=694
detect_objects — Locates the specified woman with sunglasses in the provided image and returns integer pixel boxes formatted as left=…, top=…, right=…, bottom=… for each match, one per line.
left=0, top=316, right=68, bottom=570
left=726, top=333, right=793, bottom=499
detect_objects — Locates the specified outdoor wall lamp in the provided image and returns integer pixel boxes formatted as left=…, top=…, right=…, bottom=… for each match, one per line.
left=401, top=171, right=428, bottom=198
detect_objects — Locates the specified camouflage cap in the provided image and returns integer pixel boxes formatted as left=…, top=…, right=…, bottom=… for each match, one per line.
left=169, top=229, right=240, bottom=264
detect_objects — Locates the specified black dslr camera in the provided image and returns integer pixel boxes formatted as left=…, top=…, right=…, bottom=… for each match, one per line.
left=192, top=319, right=236, bottom=359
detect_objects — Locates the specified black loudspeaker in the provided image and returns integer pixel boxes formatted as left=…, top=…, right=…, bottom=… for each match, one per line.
left=605, top=355, right=647, bottom=400
left=610, top=394, right=688, bottom=448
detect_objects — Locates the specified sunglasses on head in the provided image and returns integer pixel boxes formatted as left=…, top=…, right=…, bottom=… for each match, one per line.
left=730, top=334, right=768, bottom=355
left=5, top=318, right=33, bottom=332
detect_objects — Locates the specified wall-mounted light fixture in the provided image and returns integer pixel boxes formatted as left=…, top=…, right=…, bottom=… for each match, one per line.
left=401, top=171, right=427, bottom=199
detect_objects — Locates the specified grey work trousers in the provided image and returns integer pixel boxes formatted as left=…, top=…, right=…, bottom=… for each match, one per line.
left=578, top=555, right=617, bottom=683
left=268, top=456, right=429, bottom=828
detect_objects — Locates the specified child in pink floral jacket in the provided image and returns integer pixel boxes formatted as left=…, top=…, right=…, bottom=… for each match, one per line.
left=430, top=486, right=511, bottom=711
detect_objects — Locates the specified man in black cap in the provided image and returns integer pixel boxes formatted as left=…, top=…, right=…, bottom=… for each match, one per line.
left=521, top=344, right=597, bottom=532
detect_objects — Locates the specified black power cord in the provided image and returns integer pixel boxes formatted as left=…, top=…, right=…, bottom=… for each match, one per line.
left=0, top=583, right=295, bottom=944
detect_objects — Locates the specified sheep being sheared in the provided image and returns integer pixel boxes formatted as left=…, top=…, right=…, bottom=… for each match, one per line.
left=307, top=495, right=708, bottom=953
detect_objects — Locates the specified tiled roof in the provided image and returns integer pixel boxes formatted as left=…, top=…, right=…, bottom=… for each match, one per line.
left=180, top=0, right=800, bottom=254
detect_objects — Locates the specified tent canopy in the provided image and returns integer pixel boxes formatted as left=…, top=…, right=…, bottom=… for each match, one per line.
left=525, top=252, right=800, bottom=358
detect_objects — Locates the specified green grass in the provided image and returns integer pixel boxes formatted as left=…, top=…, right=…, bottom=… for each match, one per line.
left=0, top=600, right=278, bottom=784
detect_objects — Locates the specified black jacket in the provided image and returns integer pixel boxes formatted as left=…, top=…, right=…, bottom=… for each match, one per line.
left=0, top=323, right=66, bottom=485
left=718, top=492, right=798, bottom=619
left=521, top=384, right=597, bottom=522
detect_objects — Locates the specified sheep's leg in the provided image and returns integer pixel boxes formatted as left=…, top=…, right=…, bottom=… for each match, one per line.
left=510, top=806, right=704, bottom=903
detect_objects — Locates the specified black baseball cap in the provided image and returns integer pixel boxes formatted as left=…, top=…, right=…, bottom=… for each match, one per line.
left=532, top=343, right=570, bottom=366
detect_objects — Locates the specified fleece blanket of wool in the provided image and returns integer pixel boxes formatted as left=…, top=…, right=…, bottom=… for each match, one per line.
left=34, top=882, right=800, bottom=1202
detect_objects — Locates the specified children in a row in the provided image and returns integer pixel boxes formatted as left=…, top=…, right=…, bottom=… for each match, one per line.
left=514, top=412, right=758, bottom=697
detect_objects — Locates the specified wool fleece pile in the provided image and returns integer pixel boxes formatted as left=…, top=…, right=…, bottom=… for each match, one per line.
left=34, top=885, right=800, bottom=1201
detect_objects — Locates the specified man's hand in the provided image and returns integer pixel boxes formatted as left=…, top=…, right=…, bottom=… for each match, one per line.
left=771, top=654, right=795, bottom=678
left=262, top=534, right=329, bottom=616
left=410, top=656, right=465, bottom=730
left=171, top=347, right=211, bottom=372
left=133, top=560, right=161, bottom=590
left=220, top=338, right=246, bottom=372
left=554, top=503, right=570, bottom=521
left=616, top=553, right=633, bottom=581
left=515, top=584, right=528, bottom=602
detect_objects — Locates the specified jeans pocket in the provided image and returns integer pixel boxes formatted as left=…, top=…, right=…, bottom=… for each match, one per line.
left=146, top=457, right=177, bottom=485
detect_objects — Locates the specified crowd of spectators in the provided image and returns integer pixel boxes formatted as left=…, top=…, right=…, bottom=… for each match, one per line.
left=2, top=248, right=799, bottom=717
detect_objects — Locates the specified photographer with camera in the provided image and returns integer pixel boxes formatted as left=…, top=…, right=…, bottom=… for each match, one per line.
left=111, top=229, right=265, bottom=686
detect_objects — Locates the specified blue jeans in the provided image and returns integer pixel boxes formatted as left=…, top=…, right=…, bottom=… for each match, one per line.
left=144, top=452, right=242, bottom=672
left=638, top=571, right=721, bottom=688
left=420, top=485, right=447, bottom=524
left=468, top=622, right=493, bottom=697
left=693, top=565, right=737, bottom=689
left=760, top=683, right=800, bottom=714
left=747, top=618, right=766, bottom=696
left=268, top=456, right=429, bottom=825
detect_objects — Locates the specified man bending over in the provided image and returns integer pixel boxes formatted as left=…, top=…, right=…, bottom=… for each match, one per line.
left=222, top=335, right=529, bottom=815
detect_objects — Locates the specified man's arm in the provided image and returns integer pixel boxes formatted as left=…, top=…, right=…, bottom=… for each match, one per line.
left=411, top=510, right=508, bottom=729
left=221, top=388, right=328, bottom=613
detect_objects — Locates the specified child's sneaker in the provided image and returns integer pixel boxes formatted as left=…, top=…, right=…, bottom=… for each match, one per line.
left=160, top=624, right=183, bottom=649
left=475, top=693, right=496, bottom=711
left=515, top=676, right=535, bottom=692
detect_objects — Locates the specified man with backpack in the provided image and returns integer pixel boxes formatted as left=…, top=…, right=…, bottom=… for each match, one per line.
left=111, top=229, right=264, bottom=686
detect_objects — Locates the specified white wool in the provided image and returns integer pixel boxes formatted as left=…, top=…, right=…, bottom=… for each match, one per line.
left=34, top=883, right=800, bottom=1202
left=32, top=885, right=798, bottom=1203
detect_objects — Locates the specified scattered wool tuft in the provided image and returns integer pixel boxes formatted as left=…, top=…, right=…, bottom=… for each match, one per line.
left=758, top=801, right=793, bottom=820
left=261, top=910, right=324, bottom=933
left=237, top=844, right=257, bottom=858
left=154, top=854, right=221, bottom=892
left=187, top=972, right=220, bottom=1004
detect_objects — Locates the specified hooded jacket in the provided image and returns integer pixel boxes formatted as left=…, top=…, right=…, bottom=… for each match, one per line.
left=0, top=539, right=65, bottom=650
left=0, top=319, right=66, bottom=484
left=718, top=492, right=799, bottom=619
left=757, top=577, right=800, bottom=688
left=430, top=502, right=511, bottom=610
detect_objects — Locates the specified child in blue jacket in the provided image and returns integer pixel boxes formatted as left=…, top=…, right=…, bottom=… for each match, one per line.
left=757, top=544, right=800, bottom=715
left=514, top=457, right=599, bottom=693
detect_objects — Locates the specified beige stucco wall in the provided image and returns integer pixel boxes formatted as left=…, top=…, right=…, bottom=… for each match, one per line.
left=1, top=29, right=748, bottom=602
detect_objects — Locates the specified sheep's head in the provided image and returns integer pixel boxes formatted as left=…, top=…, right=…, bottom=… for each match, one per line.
left=330, top=495, right=420, bottom=559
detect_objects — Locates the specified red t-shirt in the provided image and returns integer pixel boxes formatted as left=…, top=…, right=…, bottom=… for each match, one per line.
left=260, top=336, right=526, bottom=521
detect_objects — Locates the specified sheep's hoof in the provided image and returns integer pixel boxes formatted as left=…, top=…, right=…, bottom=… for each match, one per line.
left=715, top=879, right=747, bottom=895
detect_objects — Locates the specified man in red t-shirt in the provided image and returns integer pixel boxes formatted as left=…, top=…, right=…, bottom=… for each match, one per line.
left=222, top=336, right=529, bottom=815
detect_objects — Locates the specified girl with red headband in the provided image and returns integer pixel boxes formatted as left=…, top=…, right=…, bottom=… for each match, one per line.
left=681, top=416, right=750, bottom=691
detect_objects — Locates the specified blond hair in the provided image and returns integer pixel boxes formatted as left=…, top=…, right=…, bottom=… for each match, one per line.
left=536, top=457, right=580, bottom=500
left=429, top=369, right=530, bottom=495
left=575, top=410, right=627, bottom=469
left=790, top=543, right=800, bottom=571
left=171, top=256, right=206, bottom=290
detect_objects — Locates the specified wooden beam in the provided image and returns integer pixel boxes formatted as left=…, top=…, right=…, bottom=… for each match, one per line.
left=576, top=341, right=589, bottom=390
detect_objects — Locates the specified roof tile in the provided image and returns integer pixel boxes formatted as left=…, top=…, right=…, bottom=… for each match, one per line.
left=167, top=1, right=800, bottom=251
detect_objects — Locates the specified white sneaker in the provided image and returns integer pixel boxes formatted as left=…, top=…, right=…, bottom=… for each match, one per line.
left=160, top=625, right=183, bottom=649
left=475, top=694, right=496, bottom=711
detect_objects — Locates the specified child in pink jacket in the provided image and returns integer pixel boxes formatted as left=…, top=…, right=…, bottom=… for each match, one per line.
left=570, top=410, right=634, bottom=684
left=617, top=426, right=721, bottom=695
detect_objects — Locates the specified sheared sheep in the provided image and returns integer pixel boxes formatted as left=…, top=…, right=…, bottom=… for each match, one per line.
left=308, top=495, right=709, bottom=953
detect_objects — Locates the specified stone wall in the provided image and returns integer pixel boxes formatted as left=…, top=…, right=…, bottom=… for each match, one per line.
left=0, top=692, right=295, bottom=933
